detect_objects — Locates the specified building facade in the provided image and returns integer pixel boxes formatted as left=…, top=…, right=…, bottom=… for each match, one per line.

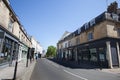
left=57, top=2, right=120, bottom=68
left=0, top=0, right=32, bottom=66
left=30, top=36, right=43, bottom=58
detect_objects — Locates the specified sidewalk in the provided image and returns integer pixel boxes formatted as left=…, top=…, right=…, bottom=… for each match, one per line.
left=0, top=60, right=36, bottom=80
left=100, top=68, right=120, bottom=74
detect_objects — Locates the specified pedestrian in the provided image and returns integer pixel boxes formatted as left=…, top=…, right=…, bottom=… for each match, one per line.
left=35, top=53, right=38, bottom=61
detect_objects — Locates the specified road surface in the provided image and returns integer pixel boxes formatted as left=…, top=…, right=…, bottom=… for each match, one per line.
left=30, top=58, right=120, bottom=80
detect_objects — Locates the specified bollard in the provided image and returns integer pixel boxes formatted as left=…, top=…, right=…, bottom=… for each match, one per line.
left=26, top=59, right=28, bottom=67
left=13, top=61, right=18, bottom=80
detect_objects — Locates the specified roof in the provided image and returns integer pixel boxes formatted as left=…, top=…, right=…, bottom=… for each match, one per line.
left=60, top=31, right=71, bottom=40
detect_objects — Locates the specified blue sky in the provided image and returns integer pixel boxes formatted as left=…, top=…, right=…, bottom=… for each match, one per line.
left=9, top=0, right=120, bottom=50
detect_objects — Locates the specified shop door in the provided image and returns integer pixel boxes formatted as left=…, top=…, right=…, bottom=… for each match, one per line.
left=111, top=47, right=119, bottom=66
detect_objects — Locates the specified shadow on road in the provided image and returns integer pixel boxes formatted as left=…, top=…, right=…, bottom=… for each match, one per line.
left=47, top=58, right=104, bottom=70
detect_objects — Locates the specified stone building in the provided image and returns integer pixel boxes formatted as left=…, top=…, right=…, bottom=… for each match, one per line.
left=57, top=2, right=120, bottom=68
left=0, top=0, right=32, bottom=66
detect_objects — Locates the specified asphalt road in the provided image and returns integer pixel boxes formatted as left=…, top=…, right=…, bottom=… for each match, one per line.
left=30, top=58, right=120, bottom=80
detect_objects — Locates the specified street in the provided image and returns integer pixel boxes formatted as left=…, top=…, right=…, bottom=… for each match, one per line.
left=30, top=58, right=120, bottom=80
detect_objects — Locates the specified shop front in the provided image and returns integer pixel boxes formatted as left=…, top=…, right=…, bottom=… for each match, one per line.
left=77, top=39, right=108, bottom=68
left=0, top=28, right=19, bottom=66
left=76, top=38, right=120, bottom=68
left=18, top=43, right=28, bottom=62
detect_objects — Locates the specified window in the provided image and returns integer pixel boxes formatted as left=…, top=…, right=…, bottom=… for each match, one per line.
left=85, top=23, right=89, bottom=30
left=119, top=14, right=120, bottom=21
left=78, top=28, right=81, bottom=34
left=99, top=48, right=105, bottom=61
left=76, top=37, right=80, bottom=45
left=19, top=31, right=21, bottom=39
left=90, top=18, right=95, bottom=27
left=117, top=28, right=120, bottom=37
left=90, top=48, right=97, bottom=61
left=68, top=41, right=71, bottom=47
left=65, top=43, right=67, bottom=48
left=8, top=19, right=14, bottom=32
left=88, top=32, right=93, bottom=41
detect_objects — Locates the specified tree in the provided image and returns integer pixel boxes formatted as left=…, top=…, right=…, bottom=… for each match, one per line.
left=46, top=46, right=56, bottom=57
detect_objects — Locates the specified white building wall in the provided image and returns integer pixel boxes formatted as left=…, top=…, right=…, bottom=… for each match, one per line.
left=31, top=36, right=37, bottom=53
left=31, top=36, right=43, bottom=54
left=36, top=43, right=43, bottom=54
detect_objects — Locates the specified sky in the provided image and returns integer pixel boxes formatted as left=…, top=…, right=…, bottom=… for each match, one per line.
left=9, top=0, right=120, bottom=51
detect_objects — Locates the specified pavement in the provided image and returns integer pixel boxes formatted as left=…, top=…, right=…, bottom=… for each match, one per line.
left=0, top=59, right=36, bottom=80
left=100, top=68, right=120, bottom=74
left=30, top=58, right=120, bottom=80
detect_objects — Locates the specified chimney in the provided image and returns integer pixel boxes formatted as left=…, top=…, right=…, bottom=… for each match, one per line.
left=107, top=1, right=118, bottom=14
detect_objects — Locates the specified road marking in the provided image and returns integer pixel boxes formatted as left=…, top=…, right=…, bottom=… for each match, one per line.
left=63, top=70, right=88, bottom=80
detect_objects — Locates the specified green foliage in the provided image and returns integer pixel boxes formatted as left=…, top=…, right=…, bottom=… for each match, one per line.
left=46, top=46, right=56, bottom=57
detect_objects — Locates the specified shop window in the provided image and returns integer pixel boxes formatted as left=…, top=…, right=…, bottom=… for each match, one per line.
left=82, top=49, right=89, bottom=61
left=5, top=38, right=8, bottom=43
left=78, top=49, right=82, bottom=60
left=83, top=54, right=89, bottom=61
left=8, top=19, right=14, bottom=32
left=99, top=48, right=105, bottom=61
left=90, top=48, right=97, bottom=61
left=88, top=32, right=93, bottom=41
left=0, top=42, right=12, bottom=64
left=0, top=38, right=3, bottom=43
left=8, top=40, right=12, bottom=44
